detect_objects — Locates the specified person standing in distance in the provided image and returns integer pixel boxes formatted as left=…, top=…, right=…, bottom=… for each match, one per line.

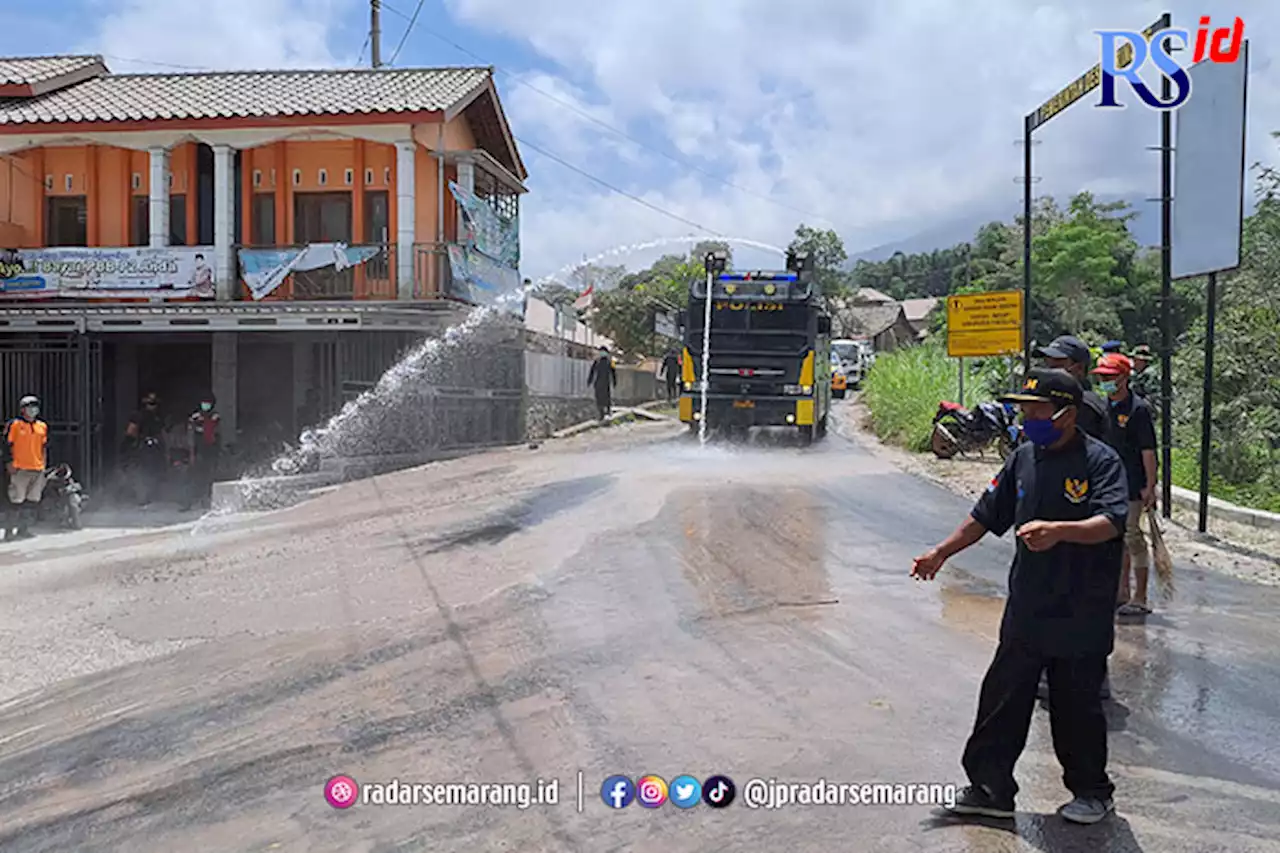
left=912, top=369, right=1129, bottom=825
left=1093, top=354, right=1158, bottom=616
left=587, top=346, right=617, bottom=422
left=5, top=395, right=49, bottom=541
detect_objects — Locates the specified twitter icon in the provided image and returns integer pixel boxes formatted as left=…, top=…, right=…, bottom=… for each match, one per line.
left=669, top=775, right=702, bottom=809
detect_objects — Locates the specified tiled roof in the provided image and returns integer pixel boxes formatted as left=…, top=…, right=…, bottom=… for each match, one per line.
left=0, top=65, right=493, bottom=125
left=900, top=297, right=940, bottom=321
left=0, top=55, right=104, bottom=87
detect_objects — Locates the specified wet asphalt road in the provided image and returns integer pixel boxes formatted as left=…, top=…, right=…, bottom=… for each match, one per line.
left=0, top=404, right=1277, bottom=853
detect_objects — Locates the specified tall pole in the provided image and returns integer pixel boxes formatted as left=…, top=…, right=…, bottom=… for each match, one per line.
left=1160, top=16, right=1174, bottom=519
left=1197, top=272, right=1218, bottom=533
left=1021, top=120, right=1033, bottom=374
left=370, top=0, right=383, bottom=68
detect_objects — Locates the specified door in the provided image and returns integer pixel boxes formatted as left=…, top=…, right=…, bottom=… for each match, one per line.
left=0, top=337, right=103, bottom=488
left=293, top=192, right=354, bottom=298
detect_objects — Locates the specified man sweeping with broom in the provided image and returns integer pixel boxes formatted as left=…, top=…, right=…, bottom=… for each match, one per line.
left=1091, top=354, right=1172, bottom=615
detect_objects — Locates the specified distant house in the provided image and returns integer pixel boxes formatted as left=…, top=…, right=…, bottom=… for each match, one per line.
left=853, top=287, right=897, bottom=305
left=901, top=297, right=941, bottom=338
left=842, top=303, right=918, bottom=353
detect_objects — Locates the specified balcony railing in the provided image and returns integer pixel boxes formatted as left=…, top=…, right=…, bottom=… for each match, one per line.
left=234, top=242, right=396, bottom=301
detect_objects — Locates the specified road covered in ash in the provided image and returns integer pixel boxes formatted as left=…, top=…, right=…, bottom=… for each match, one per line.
left=0, top=404, right=1277, bottom=853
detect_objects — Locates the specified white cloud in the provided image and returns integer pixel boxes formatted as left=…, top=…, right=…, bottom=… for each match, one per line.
left=447, top=0, right=1280, bottom=279
left=83, top=0, right=350, bottom=71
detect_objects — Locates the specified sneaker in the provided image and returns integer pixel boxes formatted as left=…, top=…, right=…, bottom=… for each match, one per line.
left=943, top=785, right=1015, bottom=819
left=1059, top=796, right=1114, bottom=824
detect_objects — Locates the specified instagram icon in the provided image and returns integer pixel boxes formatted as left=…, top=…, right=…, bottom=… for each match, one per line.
left=636, top=775, right=668, bottom=808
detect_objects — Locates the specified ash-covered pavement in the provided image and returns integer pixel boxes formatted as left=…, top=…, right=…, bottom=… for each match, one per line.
left=0, top=406, right=1277, bottom=853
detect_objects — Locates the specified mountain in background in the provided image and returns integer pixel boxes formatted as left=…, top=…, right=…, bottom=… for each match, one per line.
left=846, top=193, right=1167, bottom=266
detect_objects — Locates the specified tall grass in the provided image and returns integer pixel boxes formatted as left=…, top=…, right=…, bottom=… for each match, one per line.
left=861, top=342, right=957, bottom=452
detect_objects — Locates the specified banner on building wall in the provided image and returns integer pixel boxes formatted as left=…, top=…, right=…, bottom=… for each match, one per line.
left=0, top=246, right=217, bottom=299
left=448, top=181, right=520, bottom=268
left=447, top=244, right=522, bottom=315
left=237, top=243, right=384, bottom=301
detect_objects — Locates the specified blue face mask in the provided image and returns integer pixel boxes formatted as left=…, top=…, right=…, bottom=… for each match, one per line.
left=1098, top=380, right=1119, bottom=395
left=1022, top=408, right=1068, bottom=446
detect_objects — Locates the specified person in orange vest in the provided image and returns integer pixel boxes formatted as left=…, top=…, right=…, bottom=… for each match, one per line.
left=5, top=395, right=49, bottom=541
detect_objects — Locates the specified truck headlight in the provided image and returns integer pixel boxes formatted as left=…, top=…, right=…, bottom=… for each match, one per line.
left=802, top=385, right=812, bottom=394
left=783, top=384, right=802, bottom=395
left=684, top=382, right=692, bottom=391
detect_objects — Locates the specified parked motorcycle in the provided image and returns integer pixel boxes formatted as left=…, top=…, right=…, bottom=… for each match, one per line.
left=930, top=400, right=1019, bottom=460
left=40, top=463, right=85, bottom=530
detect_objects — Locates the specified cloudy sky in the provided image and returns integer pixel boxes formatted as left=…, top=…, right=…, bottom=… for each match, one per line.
left=3, top=0, right=1275, bottom=279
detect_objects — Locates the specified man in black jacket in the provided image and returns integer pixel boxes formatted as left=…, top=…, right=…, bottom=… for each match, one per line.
left=915, top=369, right=1128, bottom=826
left=1035, top=336, right=1113, bottom=447
left=587, top=347, right=616, bottom=421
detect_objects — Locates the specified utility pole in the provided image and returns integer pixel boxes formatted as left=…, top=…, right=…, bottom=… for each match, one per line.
left=370, top=0, right=383, bottom=68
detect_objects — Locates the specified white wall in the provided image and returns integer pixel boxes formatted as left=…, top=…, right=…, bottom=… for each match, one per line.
left=524, top=297, right=614, bottom=349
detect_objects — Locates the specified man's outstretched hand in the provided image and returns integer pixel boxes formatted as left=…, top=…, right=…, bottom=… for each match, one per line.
left=911, top=548, right=946, bottom=580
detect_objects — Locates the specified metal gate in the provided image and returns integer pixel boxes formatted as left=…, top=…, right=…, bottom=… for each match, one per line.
left=0, top=337, right=103, bottom=487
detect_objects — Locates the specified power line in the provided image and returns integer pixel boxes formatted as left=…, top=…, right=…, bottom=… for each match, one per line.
left=513, top=135, right=722, bottom=237
left=387, top=0, right=426, bottom=66
left=378, top=1, right=835, bottom=227
left=355, top=33, right=371, bottom=68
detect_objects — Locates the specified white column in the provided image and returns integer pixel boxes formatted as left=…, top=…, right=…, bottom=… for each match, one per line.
left=395, top=140, right=417, bottom=300
left=458, top=159, right=475, bottom=194
left=147, top=147, right=170, bottom=247
left=212, top=144, right=235, bottom=301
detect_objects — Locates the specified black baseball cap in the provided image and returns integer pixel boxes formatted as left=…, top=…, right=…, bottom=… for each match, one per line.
left=1035, top=335, right=1091, bottom=367
left=999, top=368, right=1083, bottom=408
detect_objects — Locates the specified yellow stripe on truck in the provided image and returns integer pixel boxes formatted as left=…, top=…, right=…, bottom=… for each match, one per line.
left=796, top=399, right=815, bottom=425
left=678, top=395, right=693, bottom=422
left=799, top=350, right=815, bottom=386
left=682, top=347, right=695, bottom=383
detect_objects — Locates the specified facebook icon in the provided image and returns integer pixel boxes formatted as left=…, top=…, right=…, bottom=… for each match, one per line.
left=601, top=775, right=636, bottom=809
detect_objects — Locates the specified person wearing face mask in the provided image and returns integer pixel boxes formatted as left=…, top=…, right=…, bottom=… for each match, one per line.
left=4, top=395, right=49, bottom=541
left=1092, top=354, right=1158, bottom=617
left=1033, top=336, right=1114, bottom=447
left=912, top=368, right=1128, bottom=825
left=181, top=394, right=221, bottom=511
left=587, top=346, right=617, bottom=421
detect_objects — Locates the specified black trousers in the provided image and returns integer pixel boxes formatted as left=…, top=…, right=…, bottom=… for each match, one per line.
left=962, top=640, right=1114, bottom=802
left=594, top=387, right=612, bottom=419
left=665, top=375, right=678, bottom=401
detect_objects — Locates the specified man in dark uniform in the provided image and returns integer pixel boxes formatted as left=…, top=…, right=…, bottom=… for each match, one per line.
left=1035, top=336, right=1112, bottom=446
left=587, top=346, right=616, bottom=421
left=661, top=348, right=680, bottom=402
left=1034, top=335, right=1117, bottom=702
left=913, top=369, right=1128, bottom=825
left=181, top=393, right=222, bottom=511
left=123, top=392, right=167, bottom=505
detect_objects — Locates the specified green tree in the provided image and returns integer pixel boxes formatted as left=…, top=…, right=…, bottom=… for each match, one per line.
left=788, top=224, right=850, bottom=298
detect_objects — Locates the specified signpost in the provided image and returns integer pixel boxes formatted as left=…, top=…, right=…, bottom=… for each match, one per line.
left=946, top=291, right=1025, bottom=358
left=654, top=310, right=678, bottom=340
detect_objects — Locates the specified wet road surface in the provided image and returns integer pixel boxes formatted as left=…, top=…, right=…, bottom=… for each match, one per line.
left=0, top=406, right=1277, bottom=852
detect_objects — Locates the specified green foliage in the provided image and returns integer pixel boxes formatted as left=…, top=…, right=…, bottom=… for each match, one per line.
left=861, top=341, right=956, bottom=452
left=788, top=224, right=851, bottom=298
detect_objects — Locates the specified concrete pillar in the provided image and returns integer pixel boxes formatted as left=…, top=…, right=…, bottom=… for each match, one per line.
left=148, top=147, right=170, bottom=247
left=212, top=332, right=237, bottom=450
left=292, top=339, right=311, bottom=432
left=395, top=140, right=416, bottom=300
left=458, top=159, right=475, bottom=194
left=212, top=144, right=236, bottom=300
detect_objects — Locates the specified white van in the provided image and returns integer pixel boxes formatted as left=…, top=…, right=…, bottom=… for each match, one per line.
left=831, top=339, right=865, bottom=388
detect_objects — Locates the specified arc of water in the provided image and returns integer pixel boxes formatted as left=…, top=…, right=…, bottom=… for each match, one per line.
left=529, top=236, right=787, bottom=289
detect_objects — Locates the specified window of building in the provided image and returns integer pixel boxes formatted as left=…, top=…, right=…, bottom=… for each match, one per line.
left=45, top=196, right=87, bottom=246
left=130, top=196, right=149, bottom=246
left=251, top=193, right=276, bottom=246
left=364, top=190, right=389, bottom=244
left=169, top=194, right=188, bottom=246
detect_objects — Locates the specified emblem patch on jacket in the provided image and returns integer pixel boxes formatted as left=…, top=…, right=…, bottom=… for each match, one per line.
left=1064, top=478, right=1089, bottom=504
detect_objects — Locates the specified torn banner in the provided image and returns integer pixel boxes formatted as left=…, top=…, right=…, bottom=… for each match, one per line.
left=238, top=243, right=383, bottom=300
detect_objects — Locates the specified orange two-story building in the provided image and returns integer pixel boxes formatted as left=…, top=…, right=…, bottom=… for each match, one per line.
left=0, top=55, right=528, bottom=485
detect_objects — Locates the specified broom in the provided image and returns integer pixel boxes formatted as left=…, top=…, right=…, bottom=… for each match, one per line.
left=1145, top=508, right=1176, bottom=601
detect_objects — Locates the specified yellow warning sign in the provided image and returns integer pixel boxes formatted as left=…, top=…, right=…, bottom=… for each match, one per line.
left=946, top=291, right=1024, bottom=358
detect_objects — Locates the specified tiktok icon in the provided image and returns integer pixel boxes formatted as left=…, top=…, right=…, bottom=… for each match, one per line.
left=702, top=775, right=736, bottom=808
